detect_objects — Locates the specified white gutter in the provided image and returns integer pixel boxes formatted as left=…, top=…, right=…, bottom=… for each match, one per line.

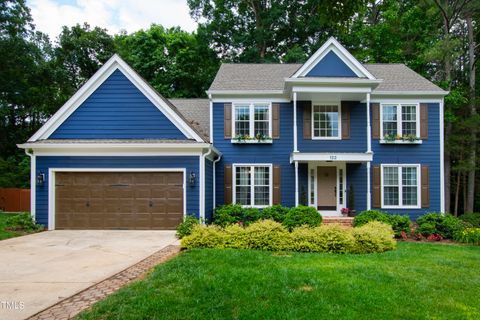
left=24, top=149, right=36, bottom=221
left=200, top=147, right=214, bottom=222
left=213, top=154, right=223, bottom=212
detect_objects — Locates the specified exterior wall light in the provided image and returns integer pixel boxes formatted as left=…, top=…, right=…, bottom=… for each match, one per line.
left=37, top=173, right=45, bottom=186
left=189, top=171, right=196, bottom=186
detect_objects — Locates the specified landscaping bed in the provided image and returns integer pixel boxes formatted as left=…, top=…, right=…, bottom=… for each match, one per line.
left=0, top=212, right=43, bottom=240
left=76, top=242, right=480, bottom=320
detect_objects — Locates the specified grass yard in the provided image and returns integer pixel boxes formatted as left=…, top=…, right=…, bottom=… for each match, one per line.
left=77, top=242, right=480, bottom=320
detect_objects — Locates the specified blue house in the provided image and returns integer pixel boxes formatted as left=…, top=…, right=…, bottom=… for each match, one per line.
left=19, top=38, right=448, bottom=230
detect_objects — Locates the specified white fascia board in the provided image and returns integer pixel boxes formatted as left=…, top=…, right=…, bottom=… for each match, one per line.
left=290, top=152, right=373, bottom=163
left=286, top=78, right=382, bottom=86
left=372, top=91, right=449, bottom=97
left=292, top=86, right=372, bottom=94
left=29, top=54, right=204, bottom=143
left=292, top=37, right=376, bottom=80
left=211, top=97, right=291, bottom=103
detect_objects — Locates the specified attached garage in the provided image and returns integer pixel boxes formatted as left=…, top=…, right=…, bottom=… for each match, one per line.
left=54, top=171, right=185, bottom=230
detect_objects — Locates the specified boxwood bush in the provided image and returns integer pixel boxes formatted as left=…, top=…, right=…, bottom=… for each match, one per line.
left=353, top=210, right=411, bottom=238
left=416, top=213, right=465, bottom=239
left=181, top=220, right=396, bottom=254
left=213, top=204, right=290, bottom=227
left=283, top=205, right=322, bottom=230
left=176, top=215, right=200, bottom=239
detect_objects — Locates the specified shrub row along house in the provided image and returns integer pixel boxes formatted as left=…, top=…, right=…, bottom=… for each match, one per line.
left=18, top=38, right=448, bottom=230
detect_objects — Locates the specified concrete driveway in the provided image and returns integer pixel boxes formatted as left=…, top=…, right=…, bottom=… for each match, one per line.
left=0, top=230, right=178, bottom=320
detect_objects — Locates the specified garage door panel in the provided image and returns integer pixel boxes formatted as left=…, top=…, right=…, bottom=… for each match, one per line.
left=55, top=171, right=184, bottom=230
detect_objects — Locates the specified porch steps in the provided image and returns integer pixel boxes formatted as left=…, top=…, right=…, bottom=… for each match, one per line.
left=322, top=217, right=354, bottom=227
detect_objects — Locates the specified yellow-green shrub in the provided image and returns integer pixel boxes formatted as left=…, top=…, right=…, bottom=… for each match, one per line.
left=242, top=220, right=292, bottom=251
left=353, top=221, right=396, bottom=253
left=181, top=225, right=225, bottom=248
left=182, top=220, right=397, bottom=254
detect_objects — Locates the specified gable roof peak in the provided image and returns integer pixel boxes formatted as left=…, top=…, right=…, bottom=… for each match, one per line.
left=292, top=37, right=376, bottom=80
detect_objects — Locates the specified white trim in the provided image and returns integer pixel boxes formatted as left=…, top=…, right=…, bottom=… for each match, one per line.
left=231, top=102, right=272, bottom=139
left=440, top=98, right=445, bottom=212
left=286, top=78, right=382, bottom=85
left=207, top=90, right=285, bottom=96
left=209, top=95, right=213, bottom=143
left=367, top=162, right=371, bottom=210
left=232, top=164, right=273, bottom=208
left=372, top=91, right=449, bottom=97
left=380, top=140, right=423, bottom=145
left=311, top=102, right=342, bottom=140
left=291, top=152, right=373, bottom=163
left=199, top=155, right=204, bottom=221
left=379, top=102, right=420, bottom=139
left=370, top=98, right=444, bottom=104
left=293, top=92, right=298, bottom=152
left=292, top=37, right=376, bottom=79
left=307, top=162, right=347, bottom=216
left=294, top=161, right=299, bottom=206
left=212, top=155, right=222, bottom=210
left=47, top=168, right=187, bottom=230
left=380, top=164, right=421, bottom=209
left=366, top=93, right=372, bottom=153
left=292, top=86, right=372, bottom=94
left=25, top=150, right=36, bottom=220
left=29, top=54, right=204, bottom=142
left=19, top=142, right=213, bottom=149
left=211, top=97, right=290, bottom=103
left=27, top=151, right=205, bottom=157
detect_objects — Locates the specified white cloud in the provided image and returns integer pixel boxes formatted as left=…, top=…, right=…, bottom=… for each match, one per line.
left=27, top=0, right=198, bottom=41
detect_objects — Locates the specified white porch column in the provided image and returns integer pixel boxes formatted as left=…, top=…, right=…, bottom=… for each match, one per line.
left=366, top=92, right=372, bottom=153
left=295, top=161, right=299, bottom=206
left=293, top=92, right=298, bottom=152
left=366, top=161, right=371, bottom=210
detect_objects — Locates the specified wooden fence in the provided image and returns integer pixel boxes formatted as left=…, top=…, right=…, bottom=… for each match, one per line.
left=0, top=188, right=30, bottom=212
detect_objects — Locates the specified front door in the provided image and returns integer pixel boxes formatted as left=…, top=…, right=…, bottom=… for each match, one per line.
left=317, top=166, right=337, bottom=210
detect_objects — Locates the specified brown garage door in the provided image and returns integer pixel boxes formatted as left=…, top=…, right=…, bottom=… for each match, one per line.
left=55, top=171, right=183, bottom=230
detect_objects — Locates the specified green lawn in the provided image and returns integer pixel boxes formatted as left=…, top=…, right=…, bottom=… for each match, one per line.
left=77, top=242, right=480, bottom=320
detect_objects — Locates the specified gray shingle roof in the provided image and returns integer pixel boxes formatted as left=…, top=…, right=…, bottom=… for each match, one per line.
left=209, top=63, right=301, bottom=91
left=208, top=62, right=445, bottom=93
left=364, top=64, right=444, bottom=92
left=169, top=99, right=210, bottom=140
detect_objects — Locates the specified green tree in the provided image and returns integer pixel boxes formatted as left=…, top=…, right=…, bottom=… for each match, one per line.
left=114, top=25, right=219, bottom=98
left=188, top=0, right=366, bottom=62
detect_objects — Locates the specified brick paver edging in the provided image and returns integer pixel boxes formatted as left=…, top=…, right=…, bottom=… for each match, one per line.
left=28, top=245, right=181, bottom=320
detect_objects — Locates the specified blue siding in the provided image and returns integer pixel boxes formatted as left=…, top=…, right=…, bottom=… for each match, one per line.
left=371, top=103, right=441, bottom=219
left=347, top=163, right=368, bottom=212
left=205, top=159, right=214, bottom=222
left=306, top=51, right=357, bottom=77
left=51, top=70, right=187, bottom=139
left=35, top=156, right=200, bottom=226
left=213, top=102, right=295, bottom=207
left=297, top=101, right=368, bottom=153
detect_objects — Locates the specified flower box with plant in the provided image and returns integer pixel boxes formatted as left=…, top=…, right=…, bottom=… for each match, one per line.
left=232, top=133, right=272, bottom=144
left=380, top=133, right=422, bottom=144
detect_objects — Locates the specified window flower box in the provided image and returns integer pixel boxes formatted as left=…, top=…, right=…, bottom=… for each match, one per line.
left=380, top=134, right=422, bottom=144
left=232, top=134, right=272, bottom=144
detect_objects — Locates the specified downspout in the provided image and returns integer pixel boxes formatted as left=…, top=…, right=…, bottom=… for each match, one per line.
left=201, top=147, right=213, bottom=222
left=213, top=154, right=222, bottom=212
left=25, top=149, right=36, bottom=221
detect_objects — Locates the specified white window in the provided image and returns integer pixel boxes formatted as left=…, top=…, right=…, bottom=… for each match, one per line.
left=381, top=165, right=420, bottom=208
left=234, top=164, right=272, bottom=207
left=381, top=103, right=419, bottom=138
left=312, top=104, right=341, bottom=139
left=233, top=103, right=271, bottom=139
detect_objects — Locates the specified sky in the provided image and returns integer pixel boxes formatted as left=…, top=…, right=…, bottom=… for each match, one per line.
left=27, top=0, right=199, bottom=40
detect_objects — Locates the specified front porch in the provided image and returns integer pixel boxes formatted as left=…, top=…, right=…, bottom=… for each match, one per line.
left=292, top=153, right=372, bottom=217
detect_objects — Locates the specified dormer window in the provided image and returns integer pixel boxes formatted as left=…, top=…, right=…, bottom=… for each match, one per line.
left=232, top=103, right=272, bottom=141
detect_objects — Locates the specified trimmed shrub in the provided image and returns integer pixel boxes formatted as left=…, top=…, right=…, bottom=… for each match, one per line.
left=352, top=221, right=396, bottom=253
left=459, top=213, right=480, bottom=228
left=176, top=215, right=200, bottom=239
left=182, top=220, right=396, bottom=254
left=181, top=225, right=225, bottom=248
left=354, top=210, right=411, bottom=238
left=416, top=213, right=465, bottom=239
left=283, top=206, right=322, bottom=230
left=4, top=213, right=43, bottom=232
left=261, top=205, right=290, bottom=223
left=213, top=204, right=244, bottom=227
left=242, top=220, right=292, bottom=251
left=242, top=207, right=261, bottom=226
left=454, top=228, right=480, bottom=245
